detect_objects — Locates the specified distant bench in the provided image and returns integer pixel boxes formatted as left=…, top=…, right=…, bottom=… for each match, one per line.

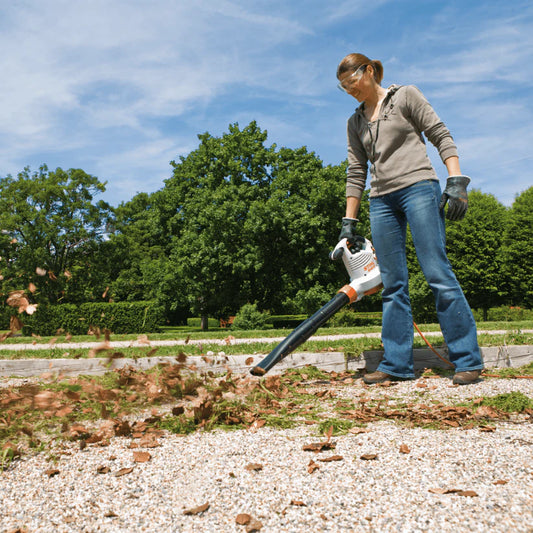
left=219, top=316, right=236, bottom=328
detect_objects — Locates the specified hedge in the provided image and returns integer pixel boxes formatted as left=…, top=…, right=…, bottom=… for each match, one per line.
left=8, top=301, right=164, bottom=336
left=186, top=317, right=221, bottom=329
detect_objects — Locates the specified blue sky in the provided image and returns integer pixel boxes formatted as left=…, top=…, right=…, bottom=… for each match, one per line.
left=1, top=0, right=531, bottom=207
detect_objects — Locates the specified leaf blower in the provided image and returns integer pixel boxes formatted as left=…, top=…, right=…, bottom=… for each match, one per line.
left=250, top=238, right=383, bottom=376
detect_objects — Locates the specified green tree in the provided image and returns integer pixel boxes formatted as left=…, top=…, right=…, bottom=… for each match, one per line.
left=502, top=187, right=533, bottom=308
left=445, top=190, right=508, bottom=320
left=164, top=122, right=275, bottom=328
left=0, top=165, right=113, bottom=305
left=142, top=121, right=353, bottom=329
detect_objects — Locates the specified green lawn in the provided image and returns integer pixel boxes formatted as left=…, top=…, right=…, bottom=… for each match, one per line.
left=0, top=321, right=530, bottom=360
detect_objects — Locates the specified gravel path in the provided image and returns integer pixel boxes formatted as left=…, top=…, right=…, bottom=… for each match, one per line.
left=1, top=329, right=532, bottom=351
left=1, top=375, right=532, bottom=532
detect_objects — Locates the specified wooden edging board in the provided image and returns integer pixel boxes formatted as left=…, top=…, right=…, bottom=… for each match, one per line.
left=0, top=346, right=531, bottom=378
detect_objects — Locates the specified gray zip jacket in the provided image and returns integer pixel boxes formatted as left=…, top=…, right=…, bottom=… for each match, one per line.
left=346, top=84, right=458, bottom=199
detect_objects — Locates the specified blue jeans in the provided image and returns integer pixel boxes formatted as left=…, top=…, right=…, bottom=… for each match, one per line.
left=369, top=180, right=483, bottom=378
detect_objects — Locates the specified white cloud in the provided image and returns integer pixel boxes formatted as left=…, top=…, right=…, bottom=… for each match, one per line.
left=0, top=1, right=530, bottom=207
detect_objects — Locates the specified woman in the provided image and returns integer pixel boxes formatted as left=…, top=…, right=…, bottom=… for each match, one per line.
left=336, top=53, right=483, bottom=385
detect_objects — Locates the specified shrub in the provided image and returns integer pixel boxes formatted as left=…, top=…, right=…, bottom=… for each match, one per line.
left=231, top=303, right=270, bottom=330
left=472, top=306, right=533, bottom=322
left=18, top=301, right=163, bottom=336
left=186, top=317, right=221, bottom=329
left=326, top=308, right=382, bottom=327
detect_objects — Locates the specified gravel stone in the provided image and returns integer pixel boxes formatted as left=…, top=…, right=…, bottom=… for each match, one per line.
left=1, top=375, right=532, bottom=532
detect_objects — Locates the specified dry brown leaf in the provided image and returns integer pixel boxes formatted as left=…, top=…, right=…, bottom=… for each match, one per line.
left=139, top=435, right=160, bottom=448
left=307, top=459, right=320, bottom=474
left=88, top=342, right=111, bottom=358
left=69, top=423, right=90, bottom=438
left=245, top=357, right=254, bottom=365
left=360, top=454, right=378, bottom=461
left=183, top=502, right=210, bottom=515
left=114, top=467, right=134, bottom=477
left=428, top=487, right=449, bottom=494
left=176, top=352, right=188, bottom=363
left=249, top=419, right=266, bottom=431
left=55, top=406, right=73, bottom=417
left=290, top=500, right=307, bottom=506
left=104, top=511, right=118, bottom=518
left=137, top=334, right=150, bottom=345
left=36, top=267, right=47, bottom=276
left=28, top=282, right=37, bottom=293
left=399, top=444, right=410, bottom=454
left=429, top=487, right=477, bottom=497
left=133, top=451, right=151, bottom=463
left=302, top=441, right=336, bottom=452
left=113, top=420, right=131, bottom=437
left=97, top=466, right=111, bottom=474
left=33, top=391, right=57, bottom=410
left=45, top=468, right=60, bottom=477
left=458, top=490, right=478, bottom=497
left=475, top=406, right=500, bottom=419
left=236, top=513, right=252, bottom=525
left=6, top=290, right=30, bottom=313
left=9, top=316, right=23, bottom=333
left=493, top=479, right=508, bottom=485
left=245, top=463, right=263, bottom=472
left=318, top=455, right=344, bottom=462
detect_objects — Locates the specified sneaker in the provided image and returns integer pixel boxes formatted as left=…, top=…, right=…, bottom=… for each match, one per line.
left=452, top=370, right=481, bottom=385
left=363, top=370, right=397, bottom=384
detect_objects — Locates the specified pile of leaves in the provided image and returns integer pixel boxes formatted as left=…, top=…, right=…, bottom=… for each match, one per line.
left=1, top=363, right=532, bottom=470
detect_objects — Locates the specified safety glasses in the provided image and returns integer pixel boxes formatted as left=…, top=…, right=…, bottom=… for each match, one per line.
left=337, top=65, right=366, bottom=92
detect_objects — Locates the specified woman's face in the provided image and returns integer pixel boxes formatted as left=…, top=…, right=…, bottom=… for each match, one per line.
left=338, top=65, right=373, bottom=102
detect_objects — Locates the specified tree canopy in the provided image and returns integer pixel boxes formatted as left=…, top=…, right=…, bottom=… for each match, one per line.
left=1, top=123, right=531, bottom=329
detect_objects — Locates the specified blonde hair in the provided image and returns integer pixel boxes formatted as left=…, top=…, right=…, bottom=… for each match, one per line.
left=336, top=53, right=383, bottom=85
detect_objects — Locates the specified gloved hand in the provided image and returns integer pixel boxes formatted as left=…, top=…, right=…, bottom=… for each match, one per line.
left=333, top=217, right=365, bottom=255
left=439, top=175, right=470, bottom=221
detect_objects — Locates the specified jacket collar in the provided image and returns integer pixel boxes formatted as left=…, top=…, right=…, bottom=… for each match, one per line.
left=354, top=84, right=402, bottom=120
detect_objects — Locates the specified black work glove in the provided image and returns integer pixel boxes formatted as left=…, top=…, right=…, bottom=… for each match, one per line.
left=333, top=217, right=365, bottom=255
left=439, top=175, right=470, bottom=221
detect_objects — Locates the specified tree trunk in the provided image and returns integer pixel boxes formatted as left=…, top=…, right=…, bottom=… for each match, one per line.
left=200, top=315, right=209, bottom=331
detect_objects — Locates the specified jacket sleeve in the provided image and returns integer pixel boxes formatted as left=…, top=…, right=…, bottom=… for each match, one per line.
left=346, top=116, right=368, bottom=198
left=404, top=85, right=458, bottom=163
